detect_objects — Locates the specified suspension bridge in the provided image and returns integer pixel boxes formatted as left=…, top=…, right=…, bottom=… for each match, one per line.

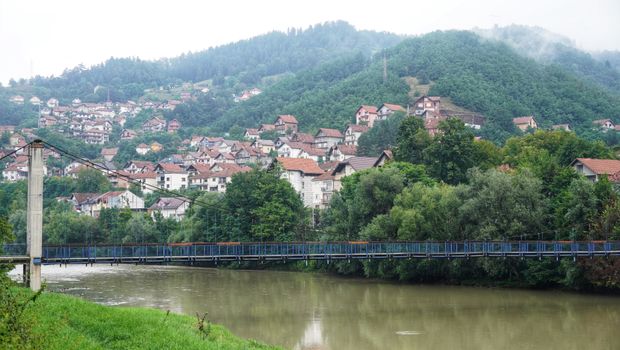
left=1, top=140, right=619, bottom=291
left=2, top=240, right=620, bottom=265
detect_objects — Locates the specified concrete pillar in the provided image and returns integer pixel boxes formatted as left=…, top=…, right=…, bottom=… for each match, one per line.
left=26, top=140, right=44, bottom=291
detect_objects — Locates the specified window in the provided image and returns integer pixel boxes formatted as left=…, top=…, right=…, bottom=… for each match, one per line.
left=181, top=177, right=186, bottom=182
left=166, top=177, right=170, bottom=181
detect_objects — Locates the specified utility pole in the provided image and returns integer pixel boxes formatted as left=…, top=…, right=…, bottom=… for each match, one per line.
left=26, top=140, right=44, bottom=291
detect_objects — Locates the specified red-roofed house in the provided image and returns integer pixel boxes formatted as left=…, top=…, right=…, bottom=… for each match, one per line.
left=273, top=157, right=324, bottom=207
left=274, top=115, right=298, bottom=134
left=571, top=158, right=620, bottom=182
left=167, top=119, right=181, bottom=133
left=327, top=144, right=357, bottom=162
left=355, top=105, right=378, bottom=127
left=149, top=197, right=190, bottom=221
left=377, top=103, right=406, bottom=120
left=343, top=124, right=369, bottom=146
left=413, top=96, right=441, bottom=116
left=314, top=128, right=344, bottom=149
left=101, top=147, right=119, bottom=162
left=513, top=116, right=538, bottom=131
left=244, top=128, right=260, bottom=140
left=155, top=163, right=188, bottom=190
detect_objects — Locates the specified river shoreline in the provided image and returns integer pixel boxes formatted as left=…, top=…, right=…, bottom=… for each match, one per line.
left=12, top=263, right=620, bottom=350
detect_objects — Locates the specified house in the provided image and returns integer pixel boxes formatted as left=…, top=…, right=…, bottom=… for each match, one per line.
left=343, top=124, right=369, bottom=146
left=154, top=163, right=188, bottom=190
left=332, top=157, right=378, bottom=180
left=552, top=124, right=572, bottom=132
left=150, top=142, right=163, bottom=152
left=234, top=146, right=261, bottom=165
left=593, top=119, right=615, bottom=130
left=355, top=105, right=378, bottom=127
left=297, top=144, right=326, bottom=163
left=311, top=171, right=337, bottom=209
left=413, top=96, right=441, bottom=116
left=250, top=139, right=275, bottom=154
left=452, top=113, right=485, bottom=130
left=314, top=128, right=344, bottom=149
left=167, top=119, right=181, bottom=133
left=190, top=163, right=250, bottom=192
left=9, top=95, right=24, bottom=105
left=373, top=150, right=394, bottom=167
left=29, top=96, right=41, bottom=105
left=46, top=98, right=59, bottom=108
left=571, top=158, right=620, bottom=182
left=513, top=116, right=538, bottom=131
left=277, top=141, right=305, bottom=158
left=327, top=144, right=357, bottom=162
left=258, top=124, right=276, bottom=134
left=149, top=197, right=190, bottom=221
left=274, top=115, right=298, bottom=134
left=0, top=125, right=15, bottom=136
left=273, top=157, right=324, bottom=207
left=136, top=143, right=150, bottom=155
left=71, top=98, right=82, bottom=106
left=377, top=103, right=406, bottom=120
left=290, top=133, right=315, bottom=145
left=120, top=129, right=138, bottom=140
left=142, top=117, right=166, bottom=133
left=424, top=114, right=447, bottom=136
left=129, top=171, right=158, bottom=194
left=81, top=129, right=109, bottom=144
left=81, top=190, right=144, bottom=217
left=244, top=128, right=260, bottom=140
left=69, top=193, right=99, bottom=212
left=190, top=136, right=206, bottom=148
left=2, top=162, right=28, bottom=181
left=101, top=147, right=118, bottom=162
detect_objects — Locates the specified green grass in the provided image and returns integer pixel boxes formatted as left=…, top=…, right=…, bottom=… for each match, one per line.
left=23, top=289, right=281, bottom=350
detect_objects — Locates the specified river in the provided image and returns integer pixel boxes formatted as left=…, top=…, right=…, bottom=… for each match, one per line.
left=10, top=264, right=620, bottom=350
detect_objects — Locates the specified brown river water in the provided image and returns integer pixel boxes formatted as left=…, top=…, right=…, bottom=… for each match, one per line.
left=10, top=264, right=620, bottom=350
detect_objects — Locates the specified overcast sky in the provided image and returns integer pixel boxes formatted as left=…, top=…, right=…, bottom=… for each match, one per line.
left=1, top=0, right=619, bottom=85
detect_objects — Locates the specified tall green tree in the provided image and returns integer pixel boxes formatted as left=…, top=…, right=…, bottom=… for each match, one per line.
left=423, top=118, right=476, bottom=184
left=394, top=116, right=430, bottom=164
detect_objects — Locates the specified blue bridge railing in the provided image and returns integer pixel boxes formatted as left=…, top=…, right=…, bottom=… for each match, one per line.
left=2, top=241, right=620, bottom=264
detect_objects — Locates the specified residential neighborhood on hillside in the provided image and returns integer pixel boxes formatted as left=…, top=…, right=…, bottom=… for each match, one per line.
left=0, top=90, right=615, bottom=222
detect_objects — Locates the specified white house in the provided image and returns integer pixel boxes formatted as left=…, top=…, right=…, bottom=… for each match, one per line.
left=136, top=143, right=150, bottom=155
left=155, top=163, right=188, bottom=190
left=149, top=197, right=190, bottom=221
left=81, top=190, right=144, bottom=217
left=274, top=157, right=324, bottom=207
left=343, top=124, right=369, bottom=146
left=377, top=103, right=406, bottom=120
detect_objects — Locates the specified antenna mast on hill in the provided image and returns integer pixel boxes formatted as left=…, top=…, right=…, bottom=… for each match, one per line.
left=383, top=51, right=387, bottom=84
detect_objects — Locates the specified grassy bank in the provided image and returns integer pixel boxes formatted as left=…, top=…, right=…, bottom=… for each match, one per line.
left=19, top=288, right=280, bottom=350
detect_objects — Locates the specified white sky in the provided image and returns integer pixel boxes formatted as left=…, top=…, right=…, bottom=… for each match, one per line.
left=1, top=0, right=619, bottom=85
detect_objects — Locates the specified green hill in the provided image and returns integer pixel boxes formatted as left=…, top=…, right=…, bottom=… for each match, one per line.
left=181, top=30, right=620, bottom=141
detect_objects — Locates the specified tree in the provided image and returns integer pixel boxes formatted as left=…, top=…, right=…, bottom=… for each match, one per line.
left=423, top=118, right=476, bottom=184
left=457, top=169, right=548, bottom=240
left=357, top=113, right=405, bottom=157
left=75, top=168, right=111, bottom=193
left=394, top=116, right=431, bottom=164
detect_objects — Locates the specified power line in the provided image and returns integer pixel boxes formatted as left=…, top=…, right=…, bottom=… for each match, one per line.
left=38, top=140, right=231, bottom=213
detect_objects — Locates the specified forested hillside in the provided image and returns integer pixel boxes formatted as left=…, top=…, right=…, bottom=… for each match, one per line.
left=4, top=21, right=402, bottom=104
left=178, top=29, right=620, bottom=141
left=474, top=25, right=620, bottom=93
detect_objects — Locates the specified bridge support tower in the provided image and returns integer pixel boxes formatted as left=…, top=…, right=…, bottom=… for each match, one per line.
left=24, top=140, right=43, bottom=291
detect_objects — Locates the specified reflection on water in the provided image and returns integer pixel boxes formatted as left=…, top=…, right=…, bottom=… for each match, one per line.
left=10, top=264, right=620, bottom=350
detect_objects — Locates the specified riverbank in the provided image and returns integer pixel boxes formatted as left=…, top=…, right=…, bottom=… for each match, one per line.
left=15, top=286, right=280, bottom=350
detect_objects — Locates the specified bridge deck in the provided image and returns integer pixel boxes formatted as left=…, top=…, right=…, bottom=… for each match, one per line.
left=2, top=241, right=620, bottom=265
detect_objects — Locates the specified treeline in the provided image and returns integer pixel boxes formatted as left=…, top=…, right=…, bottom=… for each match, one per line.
left=2, top=21, right=401, bottom=104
